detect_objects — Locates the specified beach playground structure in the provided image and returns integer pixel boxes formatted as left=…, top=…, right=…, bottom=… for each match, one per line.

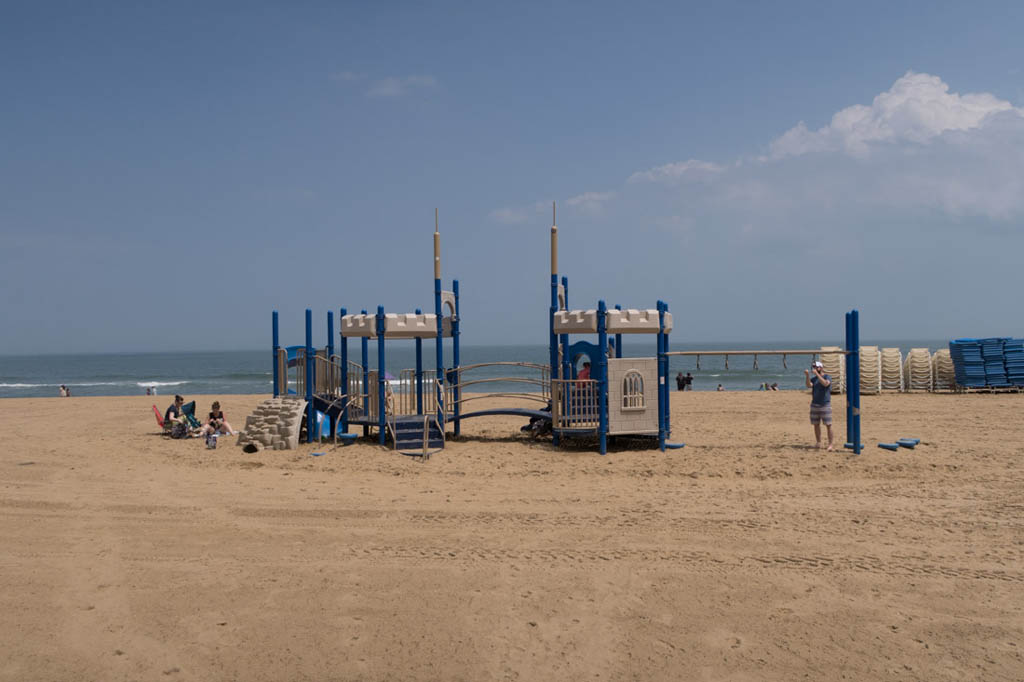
left=268, top=214, right=561, bottom=456
left=262, top=209, right=864, bottom=456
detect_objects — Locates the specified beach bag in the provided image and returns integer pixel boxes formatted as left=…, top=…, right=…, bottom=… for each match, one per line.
left=170, top=421, right=189, bottom=439
left=205, top=433, right=218, bottom=449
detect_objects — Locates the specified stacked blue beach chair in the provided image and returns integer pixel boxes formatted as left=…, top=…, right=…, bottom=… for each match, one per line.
left=982, top=338, right=1009, bottom=387
left=1004, top=339, right=1024, bottom=386
left=948, top=339, right=986, bottom=388
left=950, top=338, right=1024, bottom=388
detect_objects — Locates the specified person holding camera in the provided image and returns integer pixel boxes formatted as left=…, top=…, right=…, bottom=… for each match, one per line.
left=805, top=361, right=833, bottom=451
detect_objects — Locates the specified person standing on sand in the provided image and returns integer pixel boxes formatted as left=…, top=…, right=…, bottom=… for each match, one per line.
left=805, top=361, right=834, bottom=451
left=685, top=372, right=693, bottom=390
left=676, top=372, right=685, bottom=391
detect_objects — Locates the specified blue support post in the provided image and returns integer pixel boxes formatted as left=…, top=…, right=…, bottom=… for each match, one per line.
left=415, top=308, right=423, bottom=416
left=615, top=304, right=623, bottom=358
left=340, top=308, right=349, bottom=434
left=327, top=311, right=334, bottom=359
left=305, top=309, right=315, bottom=443
left=453, top=279, right=461, bottom=437
left=326, top=310, right=336, bottom=437
left=377, top=306, right=386, bottom=446
left=658, top=301, right=669, bottom=451
left=845, top=312, right=853, bottom=447
left=597, top=300, right=608, bottom=455
left=550, top=271, right=560, bottom=446
left=851, top=309, right=861, bottom=455
left=361, top=310, right=369, bottom=437
left=434, top=278, right=444, bottom=433
left=560, top=276, right=570, bottom=388
left=272, top=311, right=280, bottom=398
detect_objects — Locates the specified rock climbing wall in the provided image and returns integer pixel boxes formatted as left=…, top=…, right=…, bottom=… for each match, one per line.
left=237, top=397, right=308, bottom=451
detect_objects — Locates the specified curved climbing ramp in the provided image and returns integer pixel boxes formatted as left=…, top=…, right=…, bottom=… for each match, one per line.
left=237, top=397, right=308, bottom=451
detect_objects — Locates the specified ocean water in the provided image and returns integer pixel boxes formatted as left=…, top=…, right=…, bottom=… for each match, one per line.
left=0, top=340, right=952, bottom=399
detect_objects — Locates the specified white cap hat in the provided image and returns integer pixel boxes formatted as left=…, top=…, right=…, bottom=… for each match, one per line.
left=813, top=361, right=824, bottom=368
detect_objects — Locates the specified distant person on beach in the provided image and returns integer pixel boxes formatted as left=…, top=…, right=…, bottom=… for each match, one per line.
left=771, top=383, right=779, bottom=391
left=146, top=387, right=152, bottom=396
left=676, top=372, right=685, bottom=391
left=65, top=386, right=71, bottom=397
left=201, top=401, right=235, bottom=437
left=805, top=361, right=834, bottom=451
left=717, top=384, right=724, bottom=391
left=685, top=372, right=693, bottom=390
left=59, top=385, right=67, bottom=397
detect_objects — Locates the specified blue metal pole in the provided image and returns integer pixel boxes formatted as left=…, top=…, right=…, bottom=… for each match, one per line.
left=658, top=301, right=669, bottom=451
left=435, top=277, right=444, bottom=433
left=327, top=311, right=334, bottom=359
left=377, top=305, right=386, bottom=446
left=597, top=300, right=608, bottom=455
left=852, top=309, right=861, bottom=455
left=326, top=310, right=336, bottom=437
left=845, top=312, right=853, bottom=447
left=550, top=273, right=559, bottom=446
left=415, top=308, right=423, bottom=416
left=615, top=304, right=623, bottom=359
left=340, top=308, right=349, bottom=434
left=560, top=276, right=570, bottom=390
left=453, top=279, right=461, bottom=438
left=272, top=310, right=279, bottom=398
left=305, top=308, right=314, bottom=443
left=361, top=309, right=369, bottom=438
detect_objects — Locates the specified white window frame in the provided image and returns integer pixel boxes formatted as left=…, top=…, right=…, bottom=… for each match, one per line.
left=622, top=370, right=645, bottom=411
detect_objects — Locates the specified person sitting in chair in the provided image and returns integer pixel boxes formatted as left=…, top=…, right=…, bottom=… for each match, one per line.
left=165, top=395, right=186, bottom=424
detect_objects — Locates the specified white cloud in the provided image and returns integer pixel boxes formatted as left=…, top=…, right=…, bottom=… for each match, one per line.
left=632, top=72, right=1024, bottom=225
left=488, top=201, right=551, bottom=225
left=367, top=75, right=437, bottom=97
left=565, top=191, right=616, bottom=213
left=331, top=70, right=365, bottom=82
left=628, top=159, right=725, bottom=184
left=769, top=71, right=1020, bottom=159
left=489, top=207, right=530, bottom=224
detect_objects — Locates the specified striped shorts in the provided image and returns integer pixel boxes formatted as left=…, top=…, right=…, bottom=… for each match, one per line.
left=809, top=404, right=832, bottom=425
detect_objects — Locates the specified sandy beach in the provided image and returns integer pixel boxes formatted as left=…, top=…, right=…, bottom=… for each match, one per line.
left=1, top=391, right=1021, bottom=681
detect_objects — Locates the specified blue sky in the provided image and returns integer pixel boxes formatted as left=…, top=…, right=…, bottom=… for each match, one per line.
left=2, top=2, right=1023, bottom=353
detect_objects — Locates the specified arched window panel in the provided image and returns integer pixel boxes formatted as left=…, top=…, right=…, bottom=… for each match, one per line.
left=622, top=370, right=645, bottom=410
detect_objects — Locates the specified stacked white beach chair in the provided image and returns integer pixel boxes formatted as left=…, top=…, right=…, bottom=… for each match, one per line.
left=903, top=348, right=934, bottom=391
left=819, top=346, right=845, bottom=394
left=880, top=347, right=904, bottom=391
left=859, top=346, right=882, bottom=394
left=932, top=349, right=955, bottom=391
